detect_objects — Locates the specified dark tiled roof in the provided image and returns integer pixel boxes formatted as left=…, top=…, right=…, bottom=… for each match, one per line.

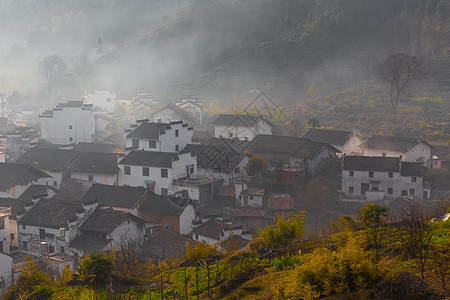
left=141, top=228, right=196, bottom=260
left=388, top=198, right=445, bottom=219
left=210, top=114, right=266, bottom=127
left=182, top=143, right=246, bottom=172
left=16, top=148, right=79, bottom=172
left=192, top=130, right=212, bottom=143
left=343, top=156, right=400, bottom=172
left=302, top=129, right=354, bottom=145
left=70, top=234, right=111, bottom=252
left=248, top=135, right=338, bottom=159
left=119, top=150, right=179, bottom=168
left=126, top=122, right=171, bottom=139
left=30, top=139, right=60, bottom=149
left=400, top=162, right=424, bottom=177
left=232, top=208, right=264, bottom=217
left=17, top=185, right=58, bottom=202
left=18, top=199, right=83, bottom=229
left=0, top=163, right=51, bottom=189
left=201, top=138, right=252, bottom=152
left=0, top=197, right=27, bottom=219
left=139, top=192, right=190, bottom=216
left=365, top=135, right=430, bottom=153
left=69, top=152, right=119, bottom=174
left=80, top=184, right=147, bottom=209
left=73, top=142, right=123, bottom=153
left=79, top=208, right=144, bottom=234
left=192, top=218, right=240, bottom=240
left=269, top=194, right=294, bottom=211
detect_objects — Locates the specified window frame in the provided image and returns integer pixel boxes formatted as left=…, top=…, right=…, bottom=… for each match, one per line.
left=124, top=166, right=131, bottom=175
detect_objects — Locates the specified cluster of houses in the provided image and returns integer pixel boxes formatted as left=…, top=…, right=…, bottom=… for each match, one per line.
left=0, top=90, right=448, bottom=291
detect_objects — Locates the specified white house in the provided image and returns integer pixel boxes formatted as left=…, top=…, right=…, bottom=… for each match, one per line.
left=69, top=152, right=120, bottom=187
left=0, top=163, right=51, bottom=199
left=17, top=198, right=96, bottom=256
left=191, top=218, right=249, bottom=246
left=175, top=96, right=202, bottom=123
left=210, top=114, right=273, bottom=141
left=118, top=150, right=197, bottom=195
left=302, top=128, right=363, bottom=155
left=153, top=103, right=197, bottom=125
left=84, top=91, right=116, bottom=113
left=39, top=101, right=94, bottom=145
left=234, top=180, right=264, bottom=208
left=0, top=207, right=13, bottom=254
left=360, top=135, right=432, bottom=163
left=0, top=252, right=13, bottom=292
left=16, top=148, right=80, bottom=188
left=70, top=208, right=145, bottom=256
left=125, top=120, right=193, bottom=153
left=341, top=156, right=427, bottom=202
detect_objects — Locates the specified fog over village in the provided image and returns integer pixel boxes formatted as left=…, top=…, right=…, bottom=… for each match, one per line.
left=0, top=1, right=449, bottom=299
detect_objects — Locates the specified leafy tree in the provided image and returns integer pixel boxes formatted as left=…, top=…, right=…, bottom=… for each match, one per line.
left=377, top=53, right=420, bottom=114
left=185, top=242, right=217, bottom=299
left=359, top=203, right=389, bottom=262
left=393, top=205, right=435, bottom=279
left=429, top=247, right=450, bottom=290
left=317, top=156, right=341, bottom=180
left=39, top=54, right=66, bottom=104
left=3, top=257, right=53, bottom=300
left=76, top=253, right=114, bottom=286
left=259, top=212, right=305, bottom=257
left=306, top=118, right=320, bottom=129
left=246, top=155, right=268, bottom=178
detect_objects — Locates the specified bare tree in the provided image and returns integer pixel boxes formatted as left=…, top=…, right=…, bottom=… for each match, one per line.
left=377, top=53, right=420, bottom=114
left=39, top=55, right=66, bottom=104
left=393, top=205, right=434, bottom=279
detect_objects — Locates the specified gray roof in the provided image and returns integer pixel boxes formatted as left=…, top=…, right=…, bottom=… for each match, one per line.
left=343, top=156, right=400, bottom=172
left=141, top=228, right=196, bottom=260
left=210, top=114, right=268, bottom=127
left=17, top=148, right=80, bottom=172
left=73, top=142, right=122, bottom=153
left=139, top=192, right=191, bottom=216
left=17, top=185, right=58, bottom=202
left=192, top=218, right=241, bottom=241
left=79, top=208, right=144, bottom=234
left=0, top=197, right=27, bottom=219
left=365, top=135, right=431, bottom=153
left=80, top=184, right=148, bottom=209
left=119, top=150, right=179, bottom=168
left=302, top=129, right=355, bottom=145
left=0, top=163, right=52, bottom=189
left=126, top=122, right=171, bottom=139
left=69, top=152, right=119, bottom=174
left=69, top=234, right=111, bottom=252
left=18, top=199, right=83, bottom=229
left=400, top=162, right=424, bottom=177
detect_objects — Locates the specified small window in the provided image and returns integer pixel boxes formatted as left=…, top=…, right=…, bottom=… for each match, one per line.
left=149, top=140, right=156, bottom=148
left=124, top=166, right=131, bottom=175
left=161, top=188, right=168, bottom=196
left=234, top=167, right=240, bottom=174
left=22, top=224, right=26, bottom=230
left=69, top=137, right=73, bottom=142
left=0, top=218, right=4, bottom=230
left=106, top=97, right=111, bottom=102
left=161, top=169, right=168, bottom=178
left=369, top=171, right=374, bottom=178
left=411, top=177, right=417, bottom=182
left=410, top=188, right=415, bottom=195
left=143, top=167, right=149, bottom=176
left=349, top=171, right=354, bottom=177
left=69, top=125, right=72, bottom=130
left=382, top=152, right=386, bottom=157
left=39, top=228, right=45, bottom=240
left=10, top=233, right=14, bottom=240
left=132, top=139, right=139, bottom=148
left=22, top=241, right=27, bottom=250
left=250, top=196, right=254, bottom=200
left=388, top=188, right=393, bottom=195
left=53, top=181, right=57, bottom=187
left=175, top=145, right=179, bottom=152
left=349, top=186, right=354, bottom=194
left=388, top=172, right=393, bottom=178
left=88, top=175, right=94, bottom=182
left=175, top=130, right=179, bottom=137
left=239, top=195, right=242, bottom=199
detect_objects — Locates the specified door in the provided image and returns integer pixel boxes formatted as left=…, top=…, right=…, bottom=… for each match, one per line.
left=360, top=183, right=369, bottom=195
